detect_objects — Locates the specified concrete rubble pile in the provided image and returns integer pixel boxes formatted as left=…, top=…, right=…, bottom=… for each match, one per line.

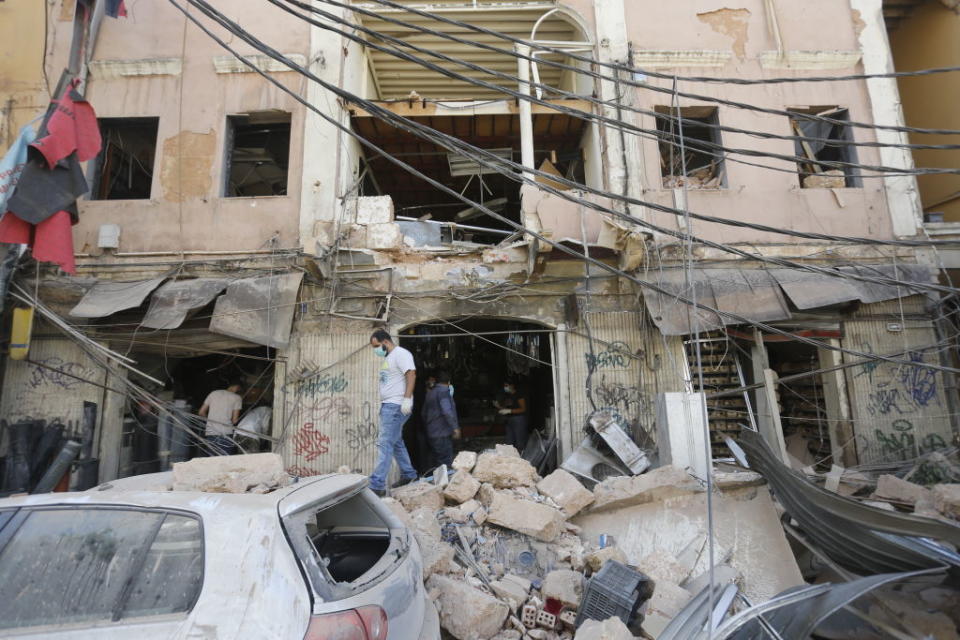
left=170, top=453, right=291, bottom=493
left=387, top=445, right=805, bottom=640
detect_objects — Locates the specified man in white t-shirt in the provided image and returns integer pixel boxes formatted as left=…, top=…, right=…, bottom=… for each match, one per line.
left=198, top=381, right=243, bottom=456
left=369, top=329, right=418, bottom=496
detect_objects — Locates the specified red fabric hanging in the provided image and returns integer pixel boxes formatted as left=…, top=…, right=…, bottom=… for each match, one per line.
left=0, top=210, right=76, bottom=274
left=31, top=86, right=101, bottom=170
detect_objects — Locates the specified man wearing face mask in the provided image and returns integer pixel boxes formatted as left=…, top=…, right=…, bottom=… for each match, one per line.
left=495, top=379, right=528, bottom=451
left=369, top=329, right=418, bottom=497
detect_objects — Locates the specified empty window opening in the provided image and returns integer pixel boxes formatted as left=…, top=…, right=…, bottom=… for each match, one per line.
left=399, top=318, right=556, bottom=475
left=655, top=107, right=724, bottom=189
left=352, top=111, right=587, bottom=245
left=789, top=107, right=858, bottom=188
left=224, top=111, right=291, bottom=197
left=91, top=117, right=159, bottom=200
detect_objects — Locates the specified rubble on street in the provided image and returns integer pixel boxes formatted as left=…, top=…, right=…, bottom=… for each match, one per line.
left=389, top=441, right=960, bottom=640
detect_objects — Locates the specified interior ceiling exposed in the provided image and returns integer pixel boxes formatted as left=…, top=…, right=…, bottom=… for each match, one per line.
left=352, top=0, right=586, bottom=99
left=352, top=111, right=586, bottom=217
left=882, top=0, right=926, bottom=29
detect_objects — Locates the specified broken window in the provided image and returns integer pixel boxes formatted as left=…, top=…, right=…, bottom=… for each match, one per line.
left=224, top=111, right=291, bottom=197
left=90, top=117, right=159, bottom=200
left=788, top=107, right=857, bottom=188
left=351, top=110, right=587, bottom=246
left=283, top=487, right=406, bottom=597
left=655, top=107, right=725, bottom=189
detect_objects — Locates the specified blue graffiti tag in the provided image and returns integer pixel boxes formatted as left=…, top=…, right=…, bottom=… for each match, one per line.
left=897, top=350, right=938, bottom=408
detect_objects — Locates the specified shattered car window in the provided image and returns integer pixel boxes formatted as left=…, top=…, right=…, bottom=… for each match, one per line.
left=0, top=508, right=203, bottom=630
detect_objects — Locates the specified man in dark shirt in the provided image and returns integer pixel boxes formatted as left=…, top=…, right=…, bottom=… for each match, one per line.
left=421, top=370, right=459, bottom=468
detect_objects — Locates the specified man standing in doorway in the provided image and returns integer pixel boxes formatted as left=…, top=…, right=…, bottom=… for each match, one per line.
left=198, top=380, right=243, bottom=456
left=369, top=329, right=418, bottom=496
left=422, top=370, right=460, bottom=469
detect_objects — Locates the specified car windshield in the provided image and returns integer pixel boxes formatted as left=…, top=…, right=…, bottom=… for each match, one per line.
left=0, top=507, right=203, bottom=630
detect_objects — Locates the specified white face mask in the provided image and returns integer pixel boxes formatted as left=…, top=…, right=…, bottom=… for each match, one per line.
left=373, top=345, right=387, bottom=358
left=448, top=384, right=455, bottom=397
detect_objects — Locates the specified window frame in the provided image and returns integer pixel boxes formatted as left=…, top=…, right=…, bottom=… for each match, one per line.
left=787, top=107, right=860, bottom=189
left=653, top=105, right=726, bottom=189
left=222, top=111, right=293, bottom=198
left=0, top=504, right=205, bottom=632
left=88, top=117, right=161, bottom=201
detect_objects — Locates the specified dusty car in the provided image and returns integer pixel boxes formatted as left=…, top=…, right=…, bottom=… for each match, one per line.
left=0, top=473, right=440, bottom=640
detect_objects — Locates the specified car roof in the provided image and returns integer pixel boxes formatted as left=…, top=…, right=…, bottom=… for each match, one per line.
left=0, top=473, right=370, bottom=522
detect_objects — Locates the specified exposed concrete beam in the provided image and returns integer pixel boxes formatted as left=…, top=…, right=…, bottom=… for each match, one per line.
left=348, top=98, right=593, bottom=118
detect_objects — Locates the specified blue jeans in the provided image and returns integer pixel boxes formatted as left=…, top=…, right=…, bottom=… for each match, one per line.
left=369, top=403, right=416, bottom=490
left=206, top=434, right=236, bottom=456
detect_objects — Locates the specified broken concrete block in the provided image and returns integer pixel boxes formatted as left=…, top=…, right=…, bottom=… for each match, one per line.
left=428, top=574, right=510, bottom=640
left=490, top=575, right=531, bottom=611
left=495, top=444, right=521, bottom=457
left=574, top=617, right=634, bottom=640
left=409, top=506, right=442, bottom=540
left=478, top=482, right=497, bottom=506
left=422, top=540, right=457, bottom=577
left=542, top=569, right=583, bottom=609
left=638, top=551, right=688, bottom=586
left=367, top=222, right=403, bottom=250
left=452, top=450, right=478, bottom=472
left=446, top=499, right=481, bottom=524
left=932, top=483, right=960, bottom=519
left=584, top=546, right=629, bottom=573
left=491, top=632, right=522, bottom=640
left=487, top=491, right=566, bottom=542
left=473, top=451, right=539, bottom=489
left=394, top=481, right=443, bottom=512
left=645, top=581, right=693, bottom=620
left=802, top=169, right=846, bottom=189
left=473, top=506, right=488, bottom=525
left=355, top=195, right=394, bottom=225
left=713, top=469, right=764, bottom=490
left=171, top=453, right=289, bottom=493
left=444, top=470, right=481, bottom=504
left=591, top=465, right=701, bottom=512
left=537, top=470, right=594, bottom=517
left=381, top=497, right=414, bottom=529
left=872, top=474, right=933, bottom=505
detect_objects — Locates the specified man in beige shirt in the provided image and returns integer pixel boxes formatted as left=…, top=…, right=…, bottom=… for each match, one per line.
left=198, top=381, right=243, bottom=456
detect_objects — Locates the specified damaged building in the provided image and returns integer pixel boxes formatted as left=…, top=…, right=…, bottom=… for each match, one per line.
left=0, top=0, right=956, bottom=486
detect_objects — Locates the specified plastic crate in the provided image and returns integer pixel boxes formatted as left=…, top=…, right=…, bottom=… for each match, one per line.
left=575, top=560, right=651, bottom=627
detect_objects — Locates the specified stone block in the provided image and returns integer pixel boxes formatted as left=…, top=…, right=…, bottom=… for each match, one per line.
left=574, top=617, right=634, bottom=640
left=802, top=169, right=846, bottom=189
left=367, top=223, right=403, bottom=249
left=537, top=470, right=594, bottom=517
left=591, top=465, right=701, bottom=512
left=473, top=506, right=488, bottom=525
left=872, top=474, right=933, bottom=505
left=428, top=574, right=510, bottom=640
left=444, top=470, right=482, bottom=504
left=495, top=444, right=521, bottom=457
left=473, top=452, right=539, bottom=489
left=394, top=482, right=444, bottom=512
left=478, top=483, right=497, bottom=506
left=933, top=484, right=960, bottom=519
left=453, top=450, right=478, bottom=472
left=584, top=547, right=628, bottom=573
left=487, top=491, right=566, bottom=542
left=645, top=581, right=693, bottom=619
left=542, top=569, right=584, bottom=609
left=171, top=453, right=289, bottom=493
left=381, top=497, right=414, bottom=529
left=490, top=575, right=531, bottom=611
left=356, top=195, right=394, bottom=224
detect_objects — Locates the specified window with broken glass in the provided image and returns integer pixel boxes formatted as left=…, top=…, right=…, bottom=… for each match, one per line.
left=788, top=107, right=858, bottom=189
left=223, top=111, right=291, bottom=197
left=654, top=106, right=725, bottom=189
left=90, top=117, right=159, bottom=200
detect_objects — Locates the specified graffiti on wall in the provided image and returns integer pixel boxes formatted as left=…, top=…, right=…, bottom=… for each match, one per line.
left=874, top=419, right=948, bottom=462
left=297, top=371, right=349, bottom=397
left=27, top=358, right=95, bottom=391
left=585, top=342, right=633, bottom=371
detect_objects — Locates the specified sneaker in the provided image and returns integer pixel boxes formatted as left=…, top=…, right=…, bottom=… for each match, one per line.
left=371, top=488, right=386, bottom=498
left=391, top=476, right=417, bottom=489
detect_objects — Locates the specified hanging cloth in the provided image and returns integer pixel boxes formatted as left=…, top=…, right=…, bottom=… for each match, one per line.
left=0, top=123, right=37, bottom=213
left=105, top=0, right=128, bottom=18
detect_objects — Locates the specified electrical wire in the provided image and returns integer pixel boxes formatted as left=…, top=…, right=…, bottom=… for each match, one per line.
left=167, top=0, right=960, bottom=378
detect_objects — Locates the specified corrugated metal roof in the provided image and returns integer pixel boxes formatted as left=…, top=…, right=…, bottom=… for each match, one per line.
left=353, top=1, right=586, bottom=99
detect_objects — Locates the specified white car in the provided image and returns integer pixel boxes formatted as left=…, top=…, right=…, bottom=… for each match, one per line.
left=0, top=473, right=440, bottom=640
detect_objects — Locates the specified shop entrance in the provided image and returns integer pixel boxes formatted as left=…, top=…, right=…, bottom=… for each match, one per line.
left=398, top=318, right=556, bottom=474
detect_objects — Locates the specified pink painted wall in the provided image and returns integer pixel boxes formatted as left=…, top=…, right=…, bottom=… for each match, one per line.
left=623, top=0, right=895, bottom=244
left=74, top=0, right=309, bottom=253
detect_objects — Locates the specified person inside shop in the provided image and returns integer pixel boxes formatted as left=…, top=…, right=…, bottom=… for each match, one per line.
left=495, top=378, right=528, bottom=451
left=422, top=369, right=460, bottom=469
left=198, top=379, right=243, bottom=456
left=369, top=329, right=418, bottom=497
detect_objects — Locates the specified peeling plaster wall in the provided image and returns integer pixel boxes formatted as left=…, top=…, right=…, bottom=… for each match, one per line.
left=624, top=0, right=899, bottom=244
left=68, top=0, right=309, bottom=253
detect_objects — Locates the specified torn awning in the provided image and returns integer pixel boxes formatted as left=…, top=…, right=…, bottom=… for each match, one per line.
left=208, top=272, right=303, bottom=349
left=69, top=277, right=165, bottom=318
left=141, top=278, right=230, bottom=330
left=644, top=265, right=936, bottom=336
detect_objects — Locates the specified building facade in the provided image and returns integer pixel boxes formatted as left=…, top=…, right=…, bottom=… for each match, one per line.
left=0, top=0, right=955, bottom=484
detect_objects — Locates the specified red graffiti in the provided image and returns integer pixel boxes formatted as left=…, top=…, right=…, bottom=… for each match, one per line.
left=293, top=422, right=331, bottom=461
